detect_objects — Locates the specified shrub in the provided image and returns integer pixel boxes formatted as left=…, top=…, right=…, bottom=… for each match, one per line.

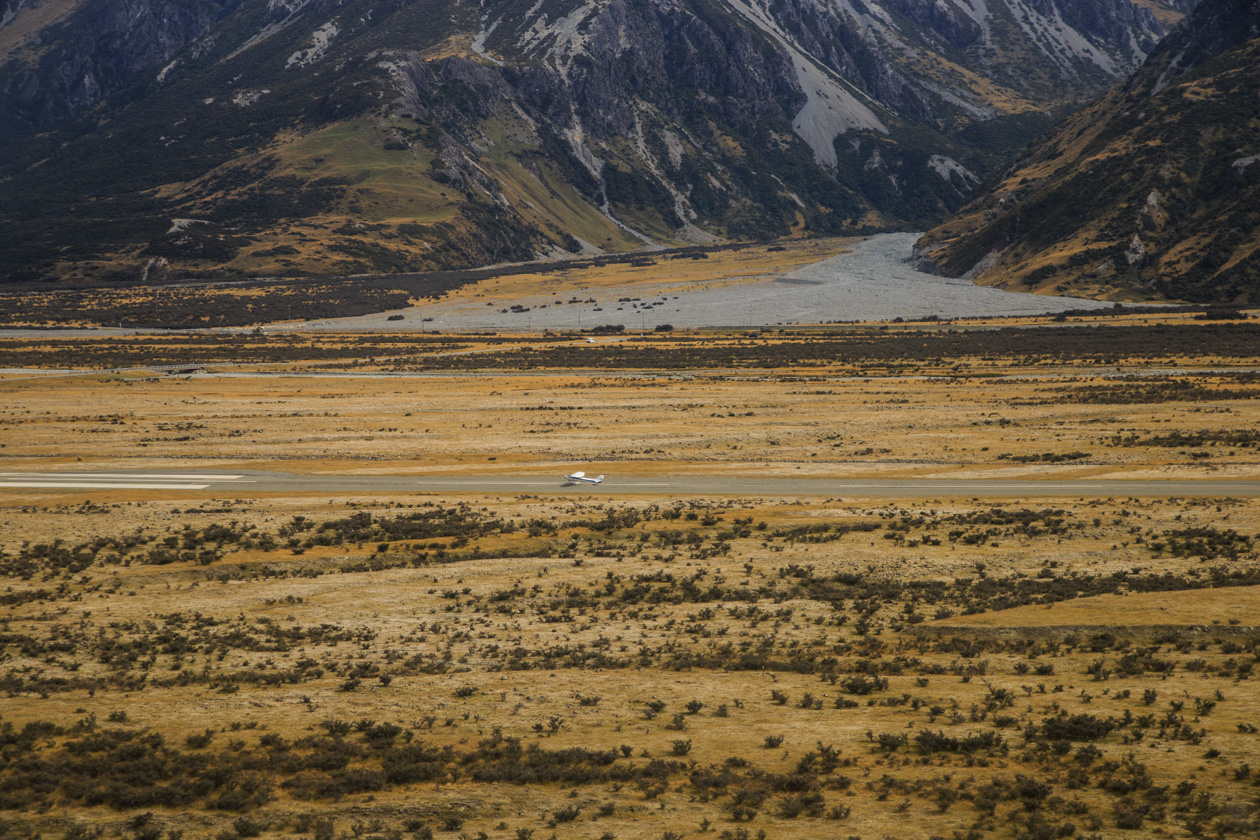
left=839, top=675, right=888, bottom=695
left=552, top=805, right=581, bottom=823
left=186, top=730, right=215, bottom=749
left=232, top=818, right=262, bottom=838
left=1042, top=713, right=1116, bottom=741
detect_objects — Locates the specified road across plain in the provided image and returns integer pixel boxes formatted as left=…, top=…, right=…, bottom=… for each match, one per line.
left=2, top=470, right=1259, bottom=498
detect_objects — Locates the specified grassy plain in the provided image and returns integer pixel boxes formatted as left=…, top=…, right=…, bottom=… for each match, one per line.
left=2, top=318, right=1259, bottom=840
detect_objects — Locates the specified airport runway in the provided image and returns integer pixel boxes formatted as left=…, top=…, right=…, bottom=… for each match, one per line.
left=1, top=470, right=1258, bottom=498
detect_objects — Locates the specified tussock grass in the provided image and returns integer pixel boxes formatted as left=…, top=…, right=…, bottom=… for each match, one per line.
left=2, top=325, right=1259, bottom=840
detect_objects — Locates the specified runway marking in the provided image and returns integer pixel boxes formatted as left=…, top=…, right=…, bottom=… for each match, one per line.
left=0, top=472, right=246, bottom=480
left=0, top=472, right=252, bottom=490
left=0, top=481, right=213, bottom=490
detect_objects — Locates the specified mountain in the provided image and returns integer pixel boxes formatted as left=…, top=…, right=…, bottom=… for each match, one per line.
left=0, top=0, right=1172, bottom=284
left=915, top=0, right=1259, bottom=304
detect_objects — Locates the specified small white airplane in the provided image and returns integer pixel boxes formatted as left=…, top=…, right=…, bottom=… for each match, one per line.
left=564, top=470, right=605, bottom=485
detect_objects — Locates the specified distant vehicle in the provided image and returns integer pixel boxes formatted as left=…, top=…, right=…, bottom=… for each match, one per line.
left=564, top=471, right=604, bottom=485
left=586, top=338, right=596, bottom=343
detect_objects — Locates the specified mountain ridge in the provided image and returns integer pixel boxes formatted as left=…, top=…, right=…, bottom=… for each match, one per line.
left=915, top=0, right=1259, bottom=304
left=0, top=0, right=1174, bottom=285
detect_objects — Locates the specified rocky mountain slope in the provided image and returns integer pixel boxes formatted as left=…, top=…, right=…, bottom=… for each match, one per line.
left=915, top=0, right=1258, bottom=304
left=0, top=0, right=1173, bottom=284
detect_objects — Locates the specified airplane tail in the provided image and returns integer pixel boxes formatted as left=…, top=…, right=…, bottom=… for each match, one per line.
left=595, top=474, right=605, bottom=483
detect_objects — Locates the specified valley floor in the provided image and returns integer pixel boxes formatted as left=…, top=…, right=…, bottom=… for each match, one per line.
left=304, top=234, right=1112, bottom=333
left=1, top=320, right=1259, bottom=840
left=0, top=234, right=1119, bottom=337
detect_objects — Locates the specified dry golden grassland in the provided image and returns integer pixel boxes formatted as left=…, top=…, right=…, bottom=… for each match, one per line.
left=2, top=323, right=1258, bottom=479
left=0, top=363, right=1257, bottom=478
left=0, top=0, right=88, bottom=66
left=438, top=240, right=852, bottom=304
left=2, top=324, right=1259, bottom=840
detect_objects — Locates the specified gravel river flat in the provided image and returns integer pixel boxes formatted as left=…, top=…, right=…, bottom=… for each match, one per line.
left=0, top=234, right=1113, bottom=338
left=315, top=232, right=1111, bottom=331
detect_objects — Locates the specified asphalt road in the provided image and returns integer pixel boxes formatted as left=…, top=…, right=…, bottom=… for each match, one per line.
left=1, top=470, right=1258, bottom=498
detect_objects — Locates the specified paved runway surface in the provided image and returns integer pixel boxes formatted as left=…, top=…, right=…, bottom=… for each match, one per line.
left=2, top=470, right=1258, bottom=498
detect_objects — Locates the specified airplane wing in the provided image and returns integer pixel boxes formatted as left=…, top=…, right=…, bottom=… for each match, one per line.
left=569, top=471, right=585, bottom=478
